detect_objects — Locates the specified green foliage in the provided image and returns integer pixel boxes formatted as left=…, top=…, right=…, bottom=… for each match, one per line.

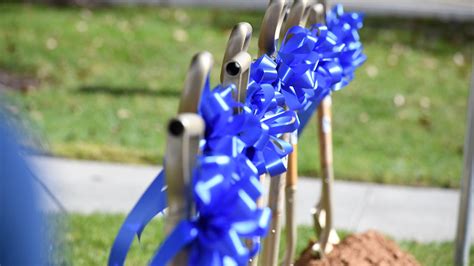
left=398, top=241, right=474, bottom=266
left=64, top=214, right=164, bottom=265
left=0, top=5, right=473, bottom=187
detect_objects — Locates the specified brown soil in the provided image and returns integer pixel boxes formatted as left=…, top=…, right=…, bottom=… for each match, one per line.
left=0, top=70, right=39, bottom=93
left=295, top=230, right=420, bottom=266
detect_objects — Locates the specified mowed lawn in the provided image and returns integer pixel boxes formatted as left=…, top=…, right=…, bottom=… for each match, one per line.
left=53, top=214, right=472, bottom=266
left=1, top=4, right=473, bottom=187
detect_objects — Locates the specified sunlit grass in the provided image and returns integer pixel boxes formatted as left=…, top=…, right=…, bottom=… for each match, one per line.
left=1, top=4, right=472, bottom=187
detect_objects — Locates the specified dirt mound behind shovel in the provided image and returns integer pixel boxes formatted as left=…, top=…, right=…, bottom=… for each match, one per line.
left=295, top=230, right=420, bottom=266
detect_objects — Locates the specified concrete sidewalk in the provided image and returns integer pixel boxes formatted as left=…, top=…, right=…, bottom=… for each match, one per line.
left=31, top=156, right=471, bottom=243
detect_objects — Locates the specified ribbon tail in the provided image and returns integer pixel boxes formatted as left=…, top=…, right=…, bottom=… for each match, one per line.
left=108, top=171, right=167, bottom=266
left=297, top=100, right=319, bottom=136
left=149, top=221, right=198, bottom=266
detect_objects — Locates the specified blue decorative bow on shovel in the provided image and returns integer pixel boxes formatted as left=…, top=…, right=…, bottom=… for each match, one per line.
left=297, top=4, right=367, bottom=132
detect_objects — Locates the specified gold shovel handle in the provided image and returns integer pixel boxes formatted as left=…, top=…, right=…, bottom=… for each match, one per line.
left=318, top=98, right=333, bottom=176
left=310, top=96, right=338, bottom=257
left=166, top=51, right=213, bottom=265
left=221, top=22, right=252, bottom=83
left=306, top=1, right=326, bottom=26
left=282, top=139, right=298, bottom=266
left=309, top=0, right=340, bottom=257
left=280, top=0, right=311, bottom=41
left=165, top=113, right=205, bottom=266
left=258, top=0, right=288, bottom=57
left=178, top=52, right=213, bottom=114
left=223, top=51, right=252, bottom=107
left=280, top=1, right=315, bottom=264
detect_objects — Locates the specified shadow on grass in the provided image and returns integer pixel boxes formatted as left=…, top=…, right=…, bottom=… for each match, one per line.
left=76, top=85, right=180, bottom=97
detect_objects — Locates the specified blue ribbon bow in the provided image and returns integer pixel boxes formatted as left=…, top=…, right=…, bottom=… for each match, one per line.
left=151, top=154, right=271, bottom=266
left=298, top=5, right=367, bottom=132
left=150, top=82, right=281, bottom=265
left=326, top=4, right=367, bottom=91
left=202, top=83, right=298, bottom=177
left=277, top=25, right=345, bottom=111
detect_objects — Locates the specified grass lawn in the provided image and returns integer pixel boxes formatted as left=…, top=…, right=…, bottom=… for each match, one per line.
left=58, top=214, right=473, bottom=265
left=0, top=4, right=473, bottom=187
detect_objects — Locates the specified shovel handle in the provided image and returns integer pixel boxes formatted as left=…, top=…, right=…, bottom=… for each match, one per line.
left=223, top=51, right=252, bottom=110
left=280, top=0, right=310, bottom=41
left=306, top=1, right=326, bottom=26
left=221, top=22, right=252, bottom=83
left=165, top=113, right=205, bottom=265
left=258, top=0, right=288, bottom=57
left=167, top=51, right=212, bottom=264
left=314, top=96, right=335, bottom=256
left=178, top=52, right=213, bottom=114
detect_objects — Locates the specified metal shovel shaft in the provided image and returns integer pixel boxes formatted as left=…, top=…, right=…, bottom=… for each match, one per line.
left=165, top=114, right=205, bottom=266
left=166, top=52, right=212, bottom=265
left=283, top=134, right=298, bottom=266
left=279, top=1, right=313, bottom=264
left=311, top=95, right=339, bottom=256
left=259, top=2, right=296, bottom=264
left=262, top=154, right=287, bottom=266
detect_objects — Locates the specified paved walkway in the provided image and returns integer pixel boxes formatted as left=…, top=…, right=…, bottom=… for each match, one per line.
left=31, top=156, right=472, bottom=243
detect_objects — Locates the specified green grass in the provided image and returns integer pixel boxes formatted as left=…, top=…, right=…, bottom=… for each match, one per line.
left=63, top=214, right=165, bottom=265
left=60, top=214, right=473, bottom=265
left=0, top=4, right=473, bottom=187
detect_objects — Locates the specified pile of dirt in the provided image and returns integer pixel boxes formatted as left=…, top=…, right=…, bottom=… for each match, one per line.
left=0, top=70, right=39, bottom=93
left=295, top=230, right=420, bottom=266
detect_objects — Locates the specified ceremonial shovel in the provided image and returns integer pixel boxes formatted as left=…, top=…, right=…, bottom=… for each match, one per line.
left=258, top=1, right=291, bottom=265
left=308, top=1, right=341, bottom=257
left=165, top=52, right=212, bottom=265
left=278, top=1, right=312, bottom=264
left=220, top=22, right=257, bottom=265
